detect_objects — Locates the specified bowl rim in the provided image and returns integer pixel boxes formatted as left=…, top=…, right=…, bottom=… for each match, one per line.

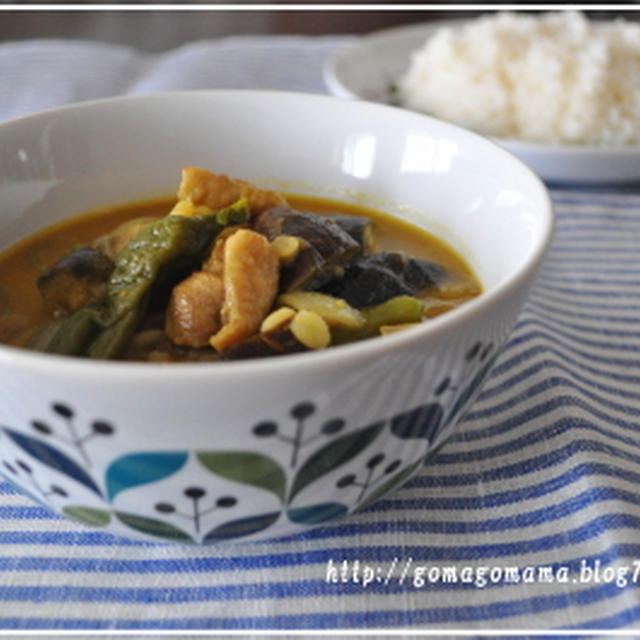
left=0, top=89, right=554, bottom=381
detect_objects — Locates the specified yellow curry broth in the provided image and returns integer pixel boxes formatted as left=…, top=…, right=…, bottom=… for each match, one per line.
left=0, top=199, right=169, bottom=346
left=0, top=194, right=481, bottom=350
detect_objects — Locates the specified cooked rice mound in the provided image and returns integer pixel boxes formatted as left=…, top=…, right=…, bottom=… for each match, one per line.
left=398, top=12, right=640, bottom=146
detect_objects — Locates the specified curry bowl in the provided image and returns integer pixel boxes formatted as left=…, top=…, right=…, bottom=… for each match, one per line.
left=0, top=90, right=553, bottom=543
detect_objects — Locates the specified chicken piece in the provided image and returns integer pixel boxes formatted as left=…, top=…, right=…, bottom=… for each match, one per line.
left=170, top=167, right=287, bottom=216
left=210, top=229, right=279, bottom=352
left=165, top=271, right=225, bottom=347
left=164, top=228, right=238, bottom=347
left=202, top=228, right=236, bottom=276
left=165, top=228, right=279, bottom=350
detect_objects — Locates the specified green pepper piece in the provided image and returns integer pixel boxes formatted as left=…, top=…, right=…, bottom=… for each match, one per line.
left=331, top=295, right=425, bottom=345
left=46, top=199, right=250, bottom=359
left=85, top=307, right=143, bottom=360
left=106, top=198, right=250, bottom=320
left=45, top=304, right=103, bottom=356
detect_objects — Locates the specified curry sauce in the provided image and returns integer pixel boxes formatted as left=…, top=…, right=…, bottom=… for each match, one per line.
left=0, top=187, right=481, bottom=360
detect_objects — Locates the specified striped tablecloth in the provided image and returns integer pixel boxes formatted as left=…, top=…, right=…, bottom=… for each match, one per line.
left=2, top=34, right=640, bottom=632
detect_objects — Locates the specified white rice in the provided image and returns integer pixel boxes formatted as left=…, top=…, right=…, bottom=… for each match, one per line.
left=398, top=12, right=640, bottom=146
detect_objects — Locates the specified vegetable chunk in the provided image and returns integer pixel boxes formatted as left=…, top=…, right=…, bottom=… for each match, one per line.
left=95, top=217, right=157, bottom=260
left=254, top=206, right=360, bottom=291
left=332, top=296, right=425, bottom=344
left=277, top=291, right=365, bottom=329
left=37, top=247, right=113, bottom=312
left=210, top=229, right=280, bottom=352
left=321, top=251, right=446, bottom=307
left=46, top=200, right=250, bottom=359
left=326, top=214, right=377, bottom=254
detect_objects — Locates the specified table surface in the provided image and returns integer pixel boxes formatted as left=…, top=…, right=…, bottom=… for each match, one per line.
left=1, top=34, right=640, bottom=632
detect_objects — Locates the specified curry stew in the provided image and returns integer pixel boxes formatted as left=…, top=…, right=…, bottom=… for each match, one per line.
left=0, top=169, right=481, bottom=362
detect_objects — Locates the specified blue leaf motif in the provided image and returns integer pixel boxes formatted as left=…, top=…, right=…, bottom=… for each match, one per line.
left=287, top=502, right=348, bottom=524
left=106, top=452, right=188, bottom=501
left=2, top=428, right=102, bottom=496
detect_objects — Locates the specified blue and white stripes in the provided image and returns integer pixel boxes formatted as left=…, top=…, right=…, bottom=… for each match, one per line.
left=1, top=36, right=640, bottom=631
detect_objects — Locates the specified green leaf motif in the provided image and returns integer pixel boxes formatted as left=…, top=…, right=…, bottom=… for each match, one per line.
left=287, top=502, right=348, bottom=525
left=63, top=505, right=111, bottom=527
left=115, top=511, right=193, bottom=542
left=105, top=452, right=188, bottom=501
left=354, top=459, right=423, bottom=514
left=196, top=451, right=286, bottom=503
left=289, top=420, right=385, bottom=503
left=203, top=512, right=281, bottom=543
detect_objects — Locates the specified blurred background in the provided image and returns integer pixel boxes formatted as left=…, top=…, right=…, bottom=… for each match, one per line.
left=0, top=1, right=638, bottom=51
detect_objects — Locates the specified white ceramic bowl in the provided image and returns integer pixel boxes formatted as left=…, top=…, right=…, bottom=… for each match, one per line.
left=0, top=90, right=553, bottom=544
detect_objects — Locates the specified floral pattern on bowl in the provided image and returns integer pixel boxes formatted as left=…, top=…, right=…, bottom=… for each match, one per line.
left=0, top=340, right=496, bottom=544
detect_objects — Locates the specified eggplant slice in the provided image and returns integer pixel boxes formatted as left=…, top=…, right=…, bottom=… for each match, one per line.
left=37, top=247, right=113, bottom=312
left=254, top=206, right=360, bottom=292
left=320, top=251, right=447, bottom=308
left=324, top=214, right=377, bottom=255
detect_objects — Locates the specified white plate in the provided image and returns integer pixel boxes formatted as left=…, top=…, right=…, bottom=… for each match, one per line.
left=324, top=21, right=640, bottom=186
